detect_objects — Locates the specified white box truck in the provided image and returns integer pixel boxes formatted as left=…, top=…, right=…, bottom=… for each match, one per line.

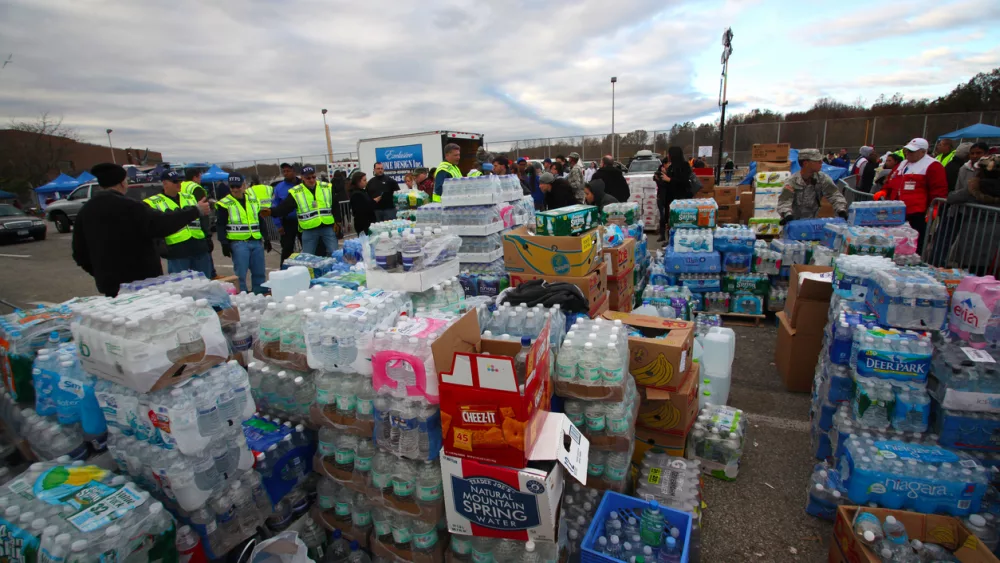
left=357, top=131, right=485, bottom=183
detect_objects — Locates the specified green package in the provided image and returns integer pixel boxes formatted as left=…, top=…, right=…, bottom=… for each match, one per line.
left=721, top=274, right=770, bottom=295
left=535, top=204, right=600, bottom=236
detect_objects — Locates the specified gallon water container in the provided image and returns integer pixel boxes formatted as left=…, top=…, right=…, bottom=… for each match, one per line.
left=700, top=327, right=735, bottom=406
left=263, top=267, right=310, bottom=302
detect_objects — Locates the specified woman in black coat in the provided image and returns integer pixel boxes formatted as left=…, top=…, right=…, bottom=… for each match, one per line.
left=348, top=171, right=378, bottom=236
left=654, top=146, right=692, bottom=241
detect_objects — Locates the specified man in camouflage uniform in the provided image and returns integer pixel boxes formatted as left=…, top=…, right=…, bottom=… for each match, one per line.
left=777, top=148, right=849, bottom=224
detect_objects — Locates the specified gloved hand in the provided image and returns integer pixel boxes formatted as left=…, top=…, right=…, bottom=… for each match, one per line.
left=222, top=244, right=231, bottom=258
left=779, top=214, right=792, bottom=226
left=837, top=210, right=849, bottom=220
left=264, top=239, right=273, bottom=253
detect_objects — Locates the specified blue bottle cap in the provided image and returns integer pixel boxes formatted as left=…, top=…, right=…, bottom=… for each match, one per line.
left=521, top=336, right=531, bottom=346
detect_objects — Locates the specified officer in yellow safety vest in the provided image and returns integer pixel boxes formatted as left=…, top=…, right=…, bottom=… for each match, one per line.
left=181, top=168, right=208, bottom=200
left=432, top=143, right=463, bottom=202
left=935, top=138, right=956, bottom=167
left=249, top=178, right=273, bottom=209
left=216, top=173, right=269, bottom=293
left=268, top=165, right=340, bottom=256
left=143, top=170, right=214, bottom=278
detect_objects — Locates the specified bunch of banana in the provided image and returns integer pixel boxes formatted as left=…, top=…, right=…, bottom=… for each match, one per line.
left=633, top=353, right=673, bottom=387
left=638, top=401, right=682, bottom=429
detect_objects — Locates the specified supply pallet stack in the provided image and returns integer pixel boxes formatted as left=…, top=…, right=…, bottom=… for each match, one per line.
left=434, top=175, right=533, bottom=265
left=747, top=143, right=792, bottom=236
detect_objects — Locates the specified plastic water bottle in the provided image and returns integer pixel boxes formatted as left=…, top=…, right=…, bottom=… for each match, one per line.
left=578, top=342, right=600, bottom=384
left=658, top=536, right=681, bottom=563
left=600, top=342, right=624, bottom=383
left=641, top=500, right=665, bottom=547
left=882, top=515, right=908, bottom=545
left=557, top=341, right=578, bottom=382
left=347, top=540, right=371, bottom=563
left=515, top=337, right=531, bottom=388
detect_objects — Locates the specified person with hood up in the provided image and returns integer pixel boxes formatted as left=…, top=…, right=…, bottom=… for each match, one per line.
left=945, top=142, right=972, bottom=192
left=584, top=179, right=618, bottom=212
left=955, top=142, right=989, bottom=194
left=945, top=154, right=1000, bottom=275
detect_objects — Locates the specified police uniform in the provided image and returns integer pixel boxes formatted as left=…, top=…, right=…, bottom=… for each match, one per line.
left=777, top=149, right=849, bottom=222
left=144, top=170, right=214, bottom=278
left=432, top=161, right=462, bottom=202
left=268, top=166, right=339, bottom=256
left=216, top=173, right=267, bottom=293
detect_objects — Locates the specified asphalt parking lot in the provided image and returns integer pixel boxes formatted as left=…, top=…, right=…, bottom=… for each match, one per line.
left=0, top=225, right=830, bottom=562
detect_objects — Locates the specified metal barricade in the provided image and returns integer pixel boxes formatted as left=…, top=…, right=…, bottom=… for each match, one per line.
left=922, top=198, right=1000, bottom=276
left=837, top=176, right=875, bottom=205
left=338, top=201, right=355, bottom=238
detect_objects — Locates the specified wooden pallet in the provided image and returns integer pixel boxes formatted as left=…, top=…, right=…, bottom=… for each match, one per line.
left=694, top=310, right=767, bottom=327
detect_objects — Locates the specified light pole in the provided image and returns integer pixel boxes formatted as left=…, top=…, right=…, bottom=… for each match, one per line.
left=716, top=28, right=734, bottom=183
left=611, top=77, right=617, bottom=162
left=106, top=129, right=116, bottom=164
left=321, top=109, right=334, bottom=179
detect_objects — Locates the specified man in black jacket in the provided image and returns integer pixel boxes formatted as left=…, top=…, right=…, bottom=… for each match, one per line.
left=367, top=162, right=400, bottom=221
left=72, top=163, right=211, bottom=297
left=591, top=156, right=630, bottom=202
left=539, top=172, right=576, bottom=210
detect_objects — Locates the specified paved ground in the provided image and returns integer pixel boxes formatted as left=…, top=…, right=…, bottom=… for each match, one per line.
left=0, top=225, right=832, bottom=562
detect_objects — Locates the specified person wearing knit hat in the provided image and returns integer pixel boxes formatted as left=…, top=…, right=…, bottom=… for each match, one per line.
left=72, top=163, right=211, bottom=297
left=539, top=171, right=576, bottom=210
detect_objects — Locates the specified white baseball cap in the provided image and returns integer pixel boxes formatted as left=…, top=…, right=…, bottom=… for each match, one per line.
left=903, top=138, right=929, bottom=151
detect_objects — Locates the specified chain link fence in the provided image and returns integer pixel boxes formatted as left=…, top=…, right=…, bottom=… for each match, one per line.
left=210, top=153, right=361, bottom=185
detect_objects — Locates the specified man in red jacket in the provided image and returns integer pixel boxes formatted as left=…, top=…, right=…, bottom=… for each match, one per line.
left=876, top=137, right=947, bottom=253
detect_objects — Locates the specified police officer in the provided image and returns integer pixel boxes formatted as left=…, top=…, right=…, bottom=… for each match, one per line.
left=249, top=176, right=274, bottom=210
left=432, top=143, right=462, bottom=202
left=144, top=170, right=214, bottom=278
left=72, top=163, right=211, bottom=297
left=181, top=168, right=208, bottom=200
left=216, top=174, right=269, bottom=293
left=268, top=165, right=340, bottom=256
left=777, top=148, right=849, bottom=224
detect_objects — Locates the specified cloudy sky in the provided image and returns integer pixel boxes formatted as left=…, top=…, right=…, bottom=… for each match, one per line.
left=1, top=0, right=997, bottom=163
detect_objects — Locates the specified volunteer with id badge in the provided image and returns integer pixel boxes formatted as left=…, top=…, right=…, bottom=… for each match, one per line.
left=876, top=138, right=948, bottom=253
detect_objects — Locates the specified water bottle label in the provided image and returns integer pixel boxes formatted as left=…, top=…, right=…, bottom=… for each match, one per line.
left=58, top=377, right=85, bottom=399
left=335, top=394, right=356, bottom=412
left=608, top=415, right=630, bottom=433
left=472, top=550, right=493, bottom=563
left=601, top=366, right=624, bottom=383
left=355, top=454, right=373, bottom=472
left=352, top=510, right=372, bottom=526
left=316, top=388, right=333, bottom=405
left=372, top=470, right=390, bottom=489
left=392, top=526, right=412, bottom=544
left=412, top=529, right=438, bottom=549
left=375, top=520, right=392, bottom=536
left=588, top=461, right=605, bottom=477
left=335, top=449, right=355, bottom=465
left=392, top=477, right=415, bottom=496
left=319, top=494, right=335, bottom=509
left=417, top=483, right=442, bottom=501
left=606, top=465, right=627, bottom=481
left=318, top=440, right=337, bottom=457
left=585, top=413, right=606, bottom=432
left=356, top=399, right=374, bottom=416
left=66, top=483, right=144, bottom=533
left=556, top=363, right=576, bottom=381
left=567, top=412, right=585, bottom=427
left=335, top=501, right=351, bottom=517
left=873, top=441, right=960, bottom=464
left=451, top=537, right=473, bottom=555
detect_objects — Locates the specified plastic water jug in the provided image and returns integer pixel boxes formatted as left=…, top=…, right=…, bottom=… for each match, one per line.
left=700, top=327, right=734, bottom=406
left=263, top=267, right=311, bottom=302
left=950, top=276, right=1000, bottom=348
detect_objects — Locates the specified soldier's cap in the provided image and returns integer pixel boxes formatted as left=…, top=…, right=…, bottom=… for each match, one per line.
left=301, top=165, right=316, bottom=176
left=798, top=149, right=823, bottom=162
left=228, top=173, right=244, bottom=186
left=160, top=170, right=182, bottom=183
left=568, top=152, right=581, bottom=160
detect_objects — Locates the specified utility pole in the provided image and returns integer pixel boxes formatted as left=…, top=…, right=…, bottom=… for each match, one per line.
left=106, top=129, right=116, bottom=164
left=322, top=109, right=334, bottom=179
left=716, top=28, right=733, bottom=184
left=611, top=77, right=617, bottom=162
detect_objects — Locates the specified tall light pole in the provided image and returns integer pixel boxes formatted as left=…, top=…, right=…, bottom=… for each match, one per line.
left=106, top=129, right=116, bottom=164
left=611, top=76, right=617, bottom=162
left=716, top=28, right=733, bottom=183
left=321, top=109, right=334, bottom=179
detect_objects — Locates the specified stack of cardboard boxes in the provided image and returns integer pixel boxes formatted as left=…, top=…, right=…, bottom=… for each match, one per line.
left=713, top=186, right=738, bottom=224
left=502, top=221, right=610, bottom=318
left=603, top=238, right=637, bottom=312
left=694, top=173, right=715, bottom=199
left=749, top=143, right=792, bottom=235
left=775, top=265, right=834, bottom=392
left=626, top=175, right=660, bottom=232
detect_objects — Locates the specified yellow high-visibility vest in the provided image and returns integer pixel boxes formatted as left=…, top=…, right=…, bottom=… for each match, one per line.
left=180, top=180, right=203, bottom=198
left=288, top=182, right=335, bottom=231
left=434, top=161, right=462, bottom=203
left=143, top=193, right=204, bottom=245
left=250, top=184, right=274, bottom=209
left=217, top=192, right=262, bottom=241
left=467, top=170, right=482, bottom=177
left=936, top=151, right=955, bottom=167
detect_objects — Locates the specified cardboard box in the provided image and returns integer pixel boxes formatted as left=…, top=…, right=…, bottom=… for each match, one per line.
left=441, top=413, right=589, bottom=542
left=713, top=186, right=737, bottom=205
left=503, top=226, right=603, bottom=277
left=590, top=292, right=610, bottom=318
left=509, top=265, right=608, bottom=310
left=775, top=311, right=824, bottom=393
left=830, top=506, right=1000, bottom=563
left=697, top=175, right=715, bottom=192
left=634, top=425, right=692, bottom=461
left=716, top=204, right=738, bottom=222
left=601, top=238, right=636, bottom=276
left=637, top=365, right=700, bottom=436
left=535, top=205, right=601, bottom=236
left=751, top=143, right=790, bottom=162
left=739, top=192, right=754, bottom=222
left=695, top=189, right=714, bottom=199
left=601, top=312, right=694, bottom=392
left=608, top=267, right=635, bottom=312
left=756, top=161, right=792, bottom=172
left=435, top=311, right=555, bottom=468
left=783, top=265, right=834, bottom=334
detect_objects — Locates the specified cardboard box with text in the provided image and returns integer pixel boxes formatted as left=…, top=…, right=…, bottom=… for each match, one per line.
left=503, top=226, right=602, bottom=277
left=601, top=312, right=694, bottom=392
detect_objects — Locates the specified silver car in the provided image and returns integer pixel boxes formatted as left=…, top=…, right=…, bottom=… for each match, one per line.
left=45, top=182, right=165, bottom=233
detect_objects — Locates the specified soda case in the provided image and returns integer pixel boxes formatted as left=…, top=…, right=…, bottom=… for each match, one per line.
left=669, top=199, right=717, bottom=229
left=0, top=462, right=176, bottom=562
left=832, top=255, right=896, bottom=301
left=441, top=174, right=523, bottom=206
left=677, top=274, right=721, bottom=293
left=842, top=227, right=896, bottom=257
left=672, top=229, right=713, bottom=253
left=686, top=405, right=747, bottom=481
left=865, top=269, right=950, bottom=330
left=784, top=217, right=846, bottom=241
left=367, top=227, right=462, bottom=273
left=949, top=275, right=1000, bottom=347
left=752, top=241, right=782, bottom=276
left=769, top=239, right=812, bottom=267
left=805, top=462, right=847, bottom=520
left=0, top=304, right=75, bottom=405
left=847, top=200, right=907, bottom=227
left=838, top=439, right=990, bottom=515
left=554, top=318, right=630, bottom=401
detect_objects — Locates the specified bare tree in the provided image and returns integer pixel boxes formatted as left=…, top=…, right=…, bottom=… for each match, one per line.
left=0, top=113, right=82, bottom=195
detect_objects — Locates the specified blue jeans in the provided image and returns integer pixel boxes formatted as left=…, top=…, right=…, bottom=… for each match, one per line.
left=725, top=171, right=733, bottom=182
left=231, top=239, right=266, bottom=293
left=301, top=225, right=338, bottom=256
left=375, top=208, right=397, bottom=222
left=167, top=252, right=214, bottom=279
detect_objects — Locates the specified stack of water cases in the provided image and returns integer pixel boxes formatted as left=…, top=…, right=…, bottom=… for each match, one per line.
left=663, top=201, right=721, bottom=306
left=634, top=451, right=705, bottom=562
left=555, top=317, right=636, bottom=493
left=432, top=175, right=527, bottom=265
left=0, top=462, right=177, bottom=562
left=642, top=262, right=700, bottom=320
left=714, top=224, right=756, bottom=303
left=0, top=303, right=74, bottom=411
left=313, top=308, right=458, bottom=561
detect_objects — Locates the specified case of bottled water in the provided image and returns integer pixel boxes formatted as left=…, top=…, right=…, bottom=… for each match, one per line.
left=805, top=461, right=847, bottom=520
left=839, top=439, right=989, bottom=515
left=842, top=226, right=896, bottom=257
left=0, top=304, right=74, bottom=404
left=67, top=292, right=229, bottom=393
left=784, top=217, right=846, bottom=241
left=676, top=273, right=721, bottom=293
left=441, top=174, right=521, bottom=205
left=822, top=221, right=847, bottom=250
left=850, top=327, right=933, bottom=383
left=686, top=404, right=746, bottom=481
left=120, top=270, right=235, bottom=310
left=641, top=285, right=697, bottom=320
left=242, top=415, right=311, bottom=510
left=769, top=239, right=811, bottom=266
left=554, top=318, right=630, bottom=401
left=581, top=491, right=692, bottom=563
left=668, top=199, right=717, bottom=229
left=928, top=336, right=1000, bottom=413
left=767, top=286, right=788, bottom=312
left=563, top=377, right=638, bottom=453
left=936, top=409, right=1000, bottom=453
left=663, top=248, right=721, bottom=274
left=367, top=227, right=462, bottom=274
left=886, top=223, right=920, bottom=256
left=833, top=255, right=896, bottom=301
left=0, top=462, right=177, bottom=562
left=729, top=293, right=764, bottom=315
left=713, top=225, right=755, bottom=254
left=703, top=292, right=730, bottom=313
left=752, top=240, right=782, bottom=275
left=458, top=262, right=511, bottom=298
left=810, top=245, right=837, bottom=266
left=865, top=269, right=949, bottom=330
left=848, top=200, right=907, bottom=227
left=485, top=302, right=567, bottom=348
left=672, top=229, right=713, bottom=253
left=603, top=202, right=640, bottom=225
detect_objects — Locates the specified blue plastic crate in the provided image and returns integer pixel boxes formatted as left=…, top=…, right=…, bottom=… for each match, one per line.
left=582, top=491, right=692, bottom=563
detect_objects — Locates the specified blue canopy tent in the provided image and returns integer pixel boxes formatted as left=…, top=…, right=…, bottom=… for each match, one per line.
left=35, top=173, right=82, bottom=195
left=75, top=171, right=96, bottom=185
left=0, top=190, right=16, bottom=200
left=200, top=165, right=230, bottom=182
left=938, top=123, right=1000, bottom=140
left=740, top=149, right=851, bottom=185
